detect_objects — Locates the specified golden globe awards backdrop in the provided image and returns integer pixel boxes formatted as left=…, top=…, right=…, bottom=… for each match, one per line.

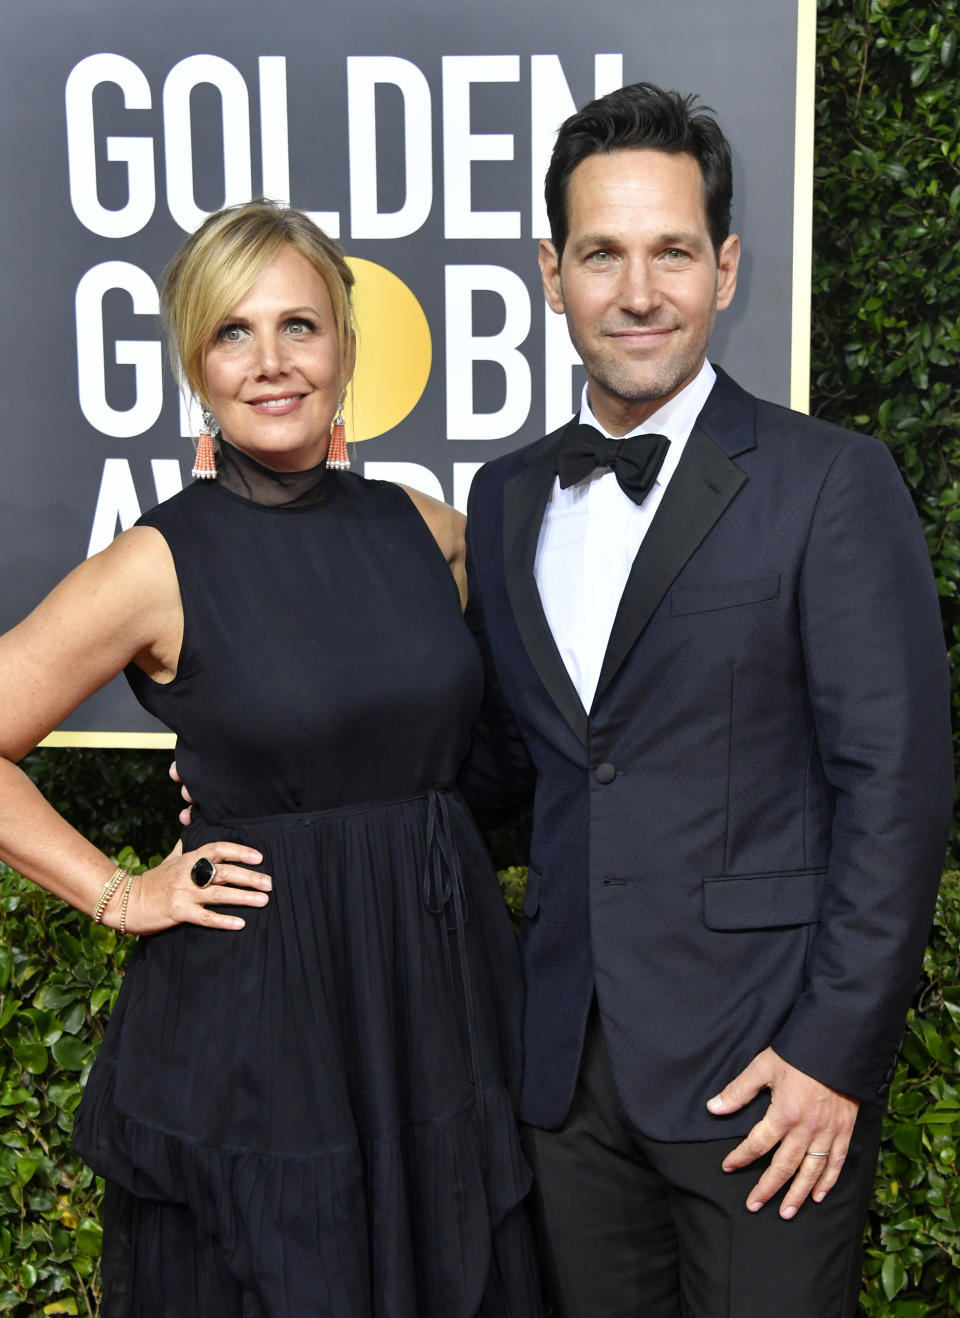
left=0, top=0, right=815, bottom=743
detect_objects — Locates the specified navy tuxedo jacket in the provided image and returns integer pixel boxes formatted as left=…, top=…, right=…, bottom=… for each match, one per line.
left=465, top=367, right=953, bottom=1141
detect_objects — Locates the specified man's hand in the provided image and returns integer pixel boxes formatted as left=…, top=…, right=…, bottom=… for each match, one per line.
left=706, top=1047, right=859, bottom=1219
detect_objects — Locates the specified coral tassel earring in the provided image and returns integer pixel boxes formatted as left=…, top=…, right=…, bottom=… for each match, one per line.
left=327, top=393, right=349, bottom=470
left=192, top=410, right=218, bottom=480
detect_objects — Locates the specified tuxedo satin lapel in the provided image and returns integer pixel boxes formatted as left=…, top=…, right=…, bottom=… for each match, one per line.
left=594, top=425, right=747, bottom=702
left=503, top=430, right=589, bottom=746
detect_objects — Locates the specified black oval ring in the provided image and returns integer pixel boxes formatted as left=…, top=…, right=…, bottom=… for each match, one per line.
left=190, top=857, right=217, bottom=888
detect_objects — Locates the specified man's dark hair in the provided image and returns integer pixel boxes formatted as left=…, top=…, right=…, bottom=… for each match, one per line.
left=544, top=82, right=733, bottom=259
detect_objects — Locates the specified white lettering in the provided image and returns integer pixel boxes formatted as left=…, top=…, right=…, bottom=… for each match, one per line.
left=65, top=54, right=155, bottom=238
left=163, top=54, right=252, bottom=233
left=151, top=459, right=185, bottom=503
left=442, top=56, right=520, bottom=239
left=259, top=56, right=340, bottom=236
left=87, top=459, right=142, bottom=556
left=530, top=54, right=623, bottom=239
left=75, top=262, right=162, bottom=439
left=452, top=462, right=484, bottom=514
left=363, top=462, right=444, bottom=500
left=445, top=265, right=531, bottom=440
left=544, top=298, right=583, bottom=432
left=348, top=57, right=432, bottom=240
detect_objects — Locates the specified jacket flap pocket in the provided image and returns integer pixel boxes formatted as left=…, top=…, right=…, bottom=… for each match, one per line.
left=671, top=574, right=781, bottom=616
left=522, top=866, right=541, bottom=918
left=703, top=868, right=825, bottom=930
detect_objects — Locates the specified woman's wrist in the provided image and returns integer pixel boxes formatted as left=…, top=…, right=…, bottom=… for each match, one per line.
left=92, top=865, right=138, bottom=933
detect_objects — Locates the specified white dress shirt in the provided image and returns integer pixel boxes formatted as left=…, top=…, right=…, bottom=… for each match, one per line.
left=534, top=361, right=717, bottom=711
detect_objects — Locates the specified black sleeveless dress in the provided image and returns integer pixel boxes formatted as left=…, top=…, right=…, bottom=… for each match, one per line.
left=73, top=472, right=540, bottom=1317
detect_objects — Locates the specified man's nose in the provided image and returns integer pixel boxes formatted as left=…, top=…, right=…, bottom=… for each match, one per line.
left=619, top=260, right=661, bottom=315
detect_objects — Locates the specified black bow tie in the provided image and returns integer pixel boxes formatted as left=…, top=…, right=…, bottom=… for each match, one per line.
left=555, top=423, right=670, bottom=505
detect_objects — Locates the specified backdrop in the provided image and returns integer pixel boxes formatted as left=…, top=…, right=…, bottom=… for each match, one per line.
left=0, top=0, right=815, bottom=741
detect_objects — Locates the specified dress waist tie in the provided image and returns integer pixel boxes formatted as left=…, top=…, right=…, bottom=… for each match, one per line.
left=421, top=789, right=486, bottom=1161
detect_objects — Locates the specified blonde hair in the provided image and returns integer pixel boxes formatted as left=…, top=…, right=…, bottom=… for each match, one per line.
left=161, top=199, right=355, bottom=407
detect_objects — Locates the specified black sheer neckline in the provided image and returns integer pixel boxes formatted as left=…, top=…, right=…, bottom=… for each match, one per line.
left=214, top=439, right=331, bottom=507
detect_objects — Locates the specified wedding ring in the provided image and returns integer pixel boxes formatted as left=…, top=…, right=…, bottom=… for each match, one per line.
left=190, top=857, right=217, bottom=888
left=803, top=1151, right=829, bottom=1158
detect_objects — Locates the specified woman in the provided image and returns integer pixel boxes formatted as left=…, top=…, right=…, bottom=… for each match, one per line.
left=0, top=200, right=540, bottom=1316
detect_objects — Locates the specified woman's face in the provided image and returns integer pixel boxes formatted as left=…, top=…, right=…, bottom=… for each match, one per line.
left=203, top=244, right=353, bottom=471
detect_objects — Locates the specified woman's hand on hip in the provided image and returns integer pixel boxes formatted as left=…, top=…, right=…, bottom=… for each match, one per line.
left=110, top=840, right=272, bottom=935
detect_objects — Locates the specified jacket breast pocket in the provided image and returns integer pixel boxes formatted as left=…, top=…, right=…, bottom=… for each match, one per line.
left=702, top=868, right=825, bottom=930
left=670, top=573, right=781, bottom=616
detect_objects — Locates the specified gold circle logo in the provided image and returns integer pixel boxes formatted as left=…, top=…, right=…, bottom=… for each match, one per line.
left=344, top=258, right=432, bottom=442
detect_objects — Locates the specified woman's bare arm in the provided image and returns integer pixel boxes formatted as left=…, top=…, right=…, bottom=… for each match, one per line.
left=0, top=529, right=270, bottom=932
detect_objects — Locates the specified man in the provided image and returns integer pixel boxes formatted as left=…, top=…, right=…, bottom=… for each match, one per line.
left=464, top=83, right=953, bottom=1317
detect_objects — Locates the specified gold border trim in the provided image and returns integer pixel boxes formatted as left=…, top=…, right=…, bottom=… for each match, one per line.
left=39, top=731, right=176, bottom=750
left=791, top=0, right=817, bottom=414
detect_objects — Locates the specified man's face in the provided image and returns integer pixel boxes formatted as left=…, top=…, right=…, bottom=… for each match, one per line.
left=539, top=148, right=740, bottom=435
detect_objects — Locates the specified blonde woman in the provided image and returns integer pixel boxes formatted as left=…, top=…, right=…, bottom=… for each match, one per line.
left=0, top=201, right=539, bottom=1317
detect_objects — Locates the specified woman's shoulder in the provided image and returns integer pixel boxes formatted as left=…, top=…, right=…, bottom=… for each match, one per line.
left=396, top=485, right=464, bottom=560
left=134, top=479, right=210, bottom=531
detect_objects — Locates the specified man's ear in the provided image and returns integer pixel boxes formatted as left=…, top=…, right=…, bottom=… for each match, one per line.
left=716, top=233, right=740, bottom=311
left=539, top=240, right=565, bottom=314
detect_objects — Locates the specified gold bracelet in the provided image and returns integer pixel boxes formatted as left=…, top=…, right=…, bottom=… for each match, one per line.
left=92, top=866, right=128, bottom=924
left=118, top=871, right=136, bottom=936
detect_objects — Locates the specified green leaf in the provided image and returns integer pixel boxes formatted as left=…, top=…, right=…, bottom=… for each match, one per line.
left=10, top=1040, right=47, bottom=1076
left=0, top=999, right=21, bottom=1031
left=891, top=1122, right=924, bottom=1159
left=49, top=1037, right=90, bottom=1072
left=75, top=1218, right=102, bottom=1258
left=15, top=1156, right=37, bottom=1186
left=882, top=1254, right=906, bottom=1300
left=0, top=1082, right=31, bottom=1108
left=33, top=985, right=77, bottom=1012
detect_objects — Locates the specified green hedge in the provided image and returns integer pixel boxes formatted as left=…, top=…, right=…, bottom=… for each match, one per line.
left=0, top=862, right=956, bottom=1315
left=860, top=872, right=960, bottom=1316
left=812, top=0, right=960, bottom=864
left=0, top=852, right=143, bottom=1316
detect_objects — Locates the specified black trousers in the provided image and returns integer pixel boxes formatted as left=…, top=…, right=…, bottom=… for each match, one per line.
left=524, top=1012, right=883, bottom=1318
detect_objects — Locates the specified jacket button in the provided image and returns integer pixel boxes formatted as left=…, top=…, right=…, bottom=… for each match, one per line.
left=595, top=762, right=616, bottom=784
